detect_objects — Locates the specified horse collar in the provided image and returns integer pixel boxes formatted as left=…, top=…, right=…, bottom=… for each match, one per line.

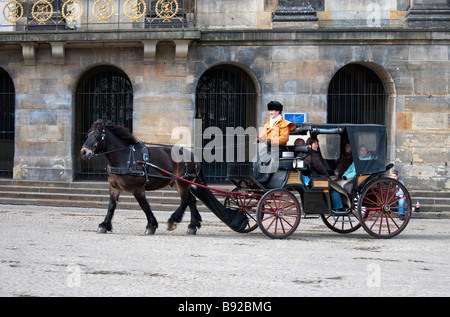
left=107, top=141, right=150, bottom=183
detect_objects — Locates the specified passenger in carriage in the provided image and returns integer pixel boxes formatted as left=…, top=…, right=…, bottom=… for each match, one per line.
left=302, top=138, right=345, bottom=213
left=257, top=101, right=296, bottom=148
left=334, top=143, right=353, bottom=178
left=303, top=138, right=328, bottom=177
left=294, top=138, right=310, bottom=186
left=294, top=138, right=306, bottom=146
left=338, top=145, right=373, bottom=193
left=342, top=145, right=372, bottom=180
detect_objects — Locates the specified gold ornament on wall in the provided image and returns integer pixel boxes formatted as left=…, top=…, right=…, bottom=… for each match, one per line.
left=3, top=0, right=24, bottom=23
left=124, top=0, right=146, bottom=22
left=153, top=0, right=181, bottom=22
left=32, top=0, right=53, bottom=23
left=62, top=0, right=84, bottom=23
left=92, top=0, right=115, bottom=22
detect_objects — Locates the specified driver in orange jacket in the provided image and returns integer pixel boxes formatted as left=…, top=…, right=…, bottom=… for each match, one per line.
left=257, top=101, right=296, bottom=147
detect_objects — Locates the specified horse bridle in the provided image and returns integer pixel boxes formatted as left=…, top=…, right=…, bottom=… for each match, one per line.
left=81, top=128, right=106, bottom=154
left=81, top=127, right=131, bottom=158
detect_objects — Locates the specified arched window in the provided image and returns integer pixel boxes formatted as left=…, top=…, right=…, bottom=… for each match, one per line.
left=327, top=64, right=386, bottom=125
left=0, top=68, right=15, bottom=178
left=196, top=65, right=257, bottom=183
left=74, top=66, right=133, bottom=180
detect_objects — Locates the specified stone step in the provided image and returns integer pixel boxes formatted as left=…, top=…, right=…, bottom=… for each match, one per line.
left=0, top=179, right=230, bottom=212
left=0, top=184, right=181, bottom=199
left=409, top=190, right=449, bottom=214
left=0, top=179, right=448, bottom=217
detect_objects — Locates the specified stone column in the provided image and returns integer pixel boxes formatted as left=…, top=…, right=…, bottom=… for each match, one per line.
left=406, top=0, right=450, bottom=27
left=272, top=0, right=318, bottom=28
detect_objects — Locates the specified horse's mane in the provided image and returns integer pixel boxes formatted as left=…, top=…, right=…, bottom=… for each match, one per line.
left=105, top=122, right=138, bottom=145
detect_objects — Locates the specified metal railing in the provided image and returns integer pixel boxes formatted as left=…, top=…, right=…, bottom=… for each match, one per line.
left=0, top=0, right=196, bottom=31
left=0, top=68, right=15, bottom=177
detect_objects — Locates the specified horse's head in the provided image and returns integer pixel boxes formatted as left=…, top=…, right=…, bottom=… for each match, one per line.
left=80, top=119, right=107, bottom=160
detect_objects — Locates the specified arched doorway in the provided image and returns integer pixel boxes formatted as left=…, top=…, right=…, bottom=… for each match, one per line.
left=74, top=66, right=133, bottom=180
left=0, top=68, right=15, bottom=178
left=327, top=64, right=386, bottom=125
left=195, top=65, right=257, bottom=183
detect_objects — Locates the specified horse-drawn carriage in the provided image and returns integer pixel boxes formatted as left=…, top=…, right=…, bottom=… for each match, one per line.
left=223, top=123, right=411, bottom=239
left=81, top=120, right=411, bottom=239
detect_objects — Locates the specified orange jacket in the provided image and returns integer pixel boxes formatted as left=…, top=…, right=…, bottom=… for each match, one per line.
left=259, top=117, right=296, bottom=146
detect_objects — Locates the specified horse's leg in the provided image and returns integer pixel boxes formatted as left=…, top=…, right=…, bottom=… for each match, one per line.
left=186, top=190, right=202, bottom=235
left=98, top=188, right=121, bottom=233
left=167, top=201, right=188, bottom=231
left=133, top=189, right=158, bottom=235
left=167, top=180, right=192, bottom=232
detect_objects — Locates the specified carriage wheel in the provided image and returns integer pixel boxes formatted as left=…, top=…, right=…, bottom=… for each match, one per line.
left=224, top=189, right=259, bottom=233
left=358, top=177, right=411, bottom=239
left=321, top=211, right=361, bottom=234
left=256, top=189, right=301, bottom=239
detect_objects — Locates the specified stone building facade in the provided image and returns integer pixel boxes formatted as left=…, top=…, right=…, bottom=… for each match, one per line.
left=0, top=0, right=448, bottom=189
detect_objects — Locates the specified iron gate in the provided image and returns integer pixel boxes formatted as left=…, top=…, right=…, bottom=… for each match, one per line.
left=74, top=66, right=133, bottom=180
left=195, top=65, right=257, bottom=183
left=0, top=68, right=15, bottom=178
left=327, top=64, right=386, bottom=125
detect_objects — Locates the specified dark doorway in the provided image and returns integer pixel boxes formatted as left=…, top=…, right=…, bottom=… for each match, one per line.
left=74, top=66, right=133, bottom=180
left=195, top=65, right=257, bottom=183
left=327, top=64, right=386, bottom=124
left=0, top=68, right=15, bottom=178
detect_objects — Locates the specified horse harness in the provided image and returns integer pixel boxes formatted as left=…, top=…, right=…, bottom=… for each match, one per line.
left=106, top=141, right=150, bottom=181
left=106, top=141, right=198, bottom=183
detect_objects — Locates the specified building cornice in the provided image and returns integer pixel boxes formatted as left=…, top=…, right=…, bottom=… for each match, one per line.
left=0, top=28, right=448, bottom=64
left=1, top=28, right=448, bottom=48
left=199, top=28, right=450, bottom=46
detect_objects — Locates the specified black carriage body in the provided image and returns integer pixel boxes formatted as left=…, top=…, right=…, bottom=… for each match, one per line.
left=294, top=123, right=388, bottom=178
left=225, top=122, right=411, bottom=239
left=227, top=123, right=388, bottom=193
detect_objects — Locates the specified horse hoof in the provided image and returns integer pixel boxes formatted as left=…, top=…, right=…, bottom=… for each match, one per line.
left=187, top=228, right=197, bottom=235
left=167, top=222, right=177, bottom=231
left=145, top=228, right=156, bottom=235
left=97, top=227, right=108, bottom=234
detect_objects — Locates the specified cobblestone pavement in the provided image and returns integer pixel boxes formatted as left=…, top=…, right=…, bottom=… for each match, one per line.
left=0, top=204, right=448, bottom=297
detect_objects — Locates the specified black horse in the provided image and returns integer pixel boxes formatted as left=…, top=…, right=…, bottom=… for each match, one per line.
left=80, top=119, right=203, bottom=235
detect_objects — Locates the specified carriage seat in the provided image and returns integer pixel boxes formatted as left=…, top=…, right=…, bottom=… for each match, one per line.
left=294, top=145, right=309, bottom=155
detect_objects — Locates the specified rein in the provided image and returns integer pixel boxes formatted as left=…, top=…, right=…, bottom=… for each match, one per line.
left=137, top=160, right=262, bottom=199
left=93, top=146, right=130, bottom=157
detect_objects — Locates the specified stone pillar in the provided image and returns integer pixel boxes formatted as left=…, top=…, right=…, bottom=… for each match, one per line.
left=272, top=0, right=318, bottom=28
left=14, top=42, right=73, bottom=182
left=406, top=0, right=450, bottom=27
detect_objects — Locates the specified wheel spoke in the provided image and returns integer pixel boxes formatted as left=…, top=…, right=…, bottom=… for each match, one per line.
left=359, top=178, right=411, bottom=238
left=257, top=189, right=300, bottom=239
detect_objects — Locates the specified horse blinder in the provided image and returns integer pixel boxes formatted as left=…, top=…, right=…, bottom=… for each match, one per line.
left=81, top=129, right=106, bottom=159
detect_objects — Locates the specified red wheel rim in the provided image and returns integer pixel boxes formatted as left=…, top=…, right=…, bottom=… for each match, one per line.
left=359, top=178, right=411, bottom=238
left=321, top=212, right=361, bottom=234
left=257, top=190, right=300, bottom=239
